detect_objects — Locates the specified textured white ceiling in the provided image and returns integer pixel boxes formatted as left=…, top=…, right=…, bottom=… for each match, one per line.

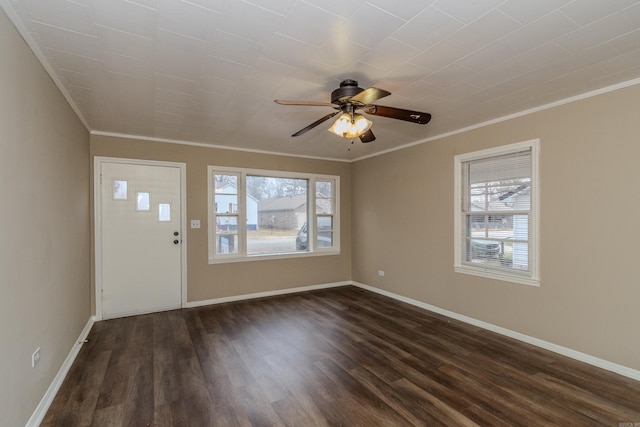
left=2, top=0, right=640, bottom=161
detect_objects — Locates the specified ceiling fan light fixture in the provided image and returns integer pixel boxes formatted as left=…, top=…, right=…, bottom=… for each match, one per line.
left=328, top=113, right=372, bottom=139
left=328, top=113, right=352, bottom=135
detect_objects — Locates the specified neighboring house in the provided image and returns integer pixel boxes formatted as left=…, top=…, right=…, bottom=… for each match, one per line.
left=500, top=184, right=530, bottom=270
left=215, top=184, right=258, bottom=230
left=258, top=193, right=332, bottom=230
left=471, top=183, right=530, bottom=269
left=258, top=194, right=307, bottom=230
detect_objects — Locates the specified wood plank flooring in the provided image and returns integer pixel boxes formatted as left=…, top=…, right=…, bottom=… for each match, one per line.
left=42, top=286, right=640, bottom=426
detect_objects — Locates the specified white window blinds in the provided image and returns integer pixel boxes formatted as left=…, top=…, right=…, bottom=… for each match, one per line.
left=461, top=148, right=532, bottom=274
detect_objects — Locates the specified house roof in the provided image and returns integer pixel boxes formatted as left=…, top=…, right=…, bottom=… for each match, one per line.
left=216, top=183, right=258, bottom=202
left=258, top=195, right=307, bottom=212
left=258, top=194, right=332, bottom=213
left=2, top=1, right=640, bottom=161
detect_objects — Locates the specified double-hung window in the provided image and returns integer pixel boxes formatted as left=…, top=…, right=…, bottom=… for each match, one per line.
left=208, top=166, right=339, bottom=263
left=454, top=140, right=540, bottom=286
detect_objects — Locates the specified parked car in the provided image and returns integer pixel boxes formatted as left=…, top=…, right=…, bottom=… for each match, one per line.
left=470, top=239, right=502, bottom=259
left=296, top=222, right=332, bottom=250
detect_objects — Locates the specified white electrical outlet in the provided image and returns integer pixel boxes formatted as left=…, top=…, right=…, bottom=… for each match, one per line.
left=32, top=347, right=41, bottom=368
left=378, top=270, right=385, bottom=277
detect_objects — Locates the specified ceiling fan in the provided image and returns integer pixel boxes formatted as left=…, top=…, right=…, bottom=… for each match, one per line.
left=274, top=79, right=431, bottom=143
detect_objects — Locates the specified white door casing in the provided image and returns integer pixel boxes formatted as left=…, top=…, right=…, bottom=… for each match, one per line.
left=94, top=157, right=186, bottom=319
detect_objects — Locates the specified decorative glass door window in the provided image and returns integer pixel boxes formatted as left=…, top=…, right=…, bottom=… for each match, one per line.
left=136, top=192, right=150, bottom=211
left=158, top=203, right=171, bottom=222
left=113, top=180, right=128, bottom=200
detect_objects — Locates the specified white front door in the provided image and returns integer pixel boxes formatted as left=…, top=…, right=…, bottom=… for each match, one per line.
left=98, top=160, right=184, bottom=319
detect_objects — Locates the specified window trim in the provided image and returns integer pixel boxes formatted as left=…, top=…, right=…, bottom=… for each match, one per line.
left=207, top=166, right=340, bottom=264
left=453, top=139, right=540, bottom=287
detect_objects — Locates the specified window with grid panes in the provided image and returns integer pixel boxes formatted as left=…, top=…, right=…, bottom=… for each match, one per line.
left=208, top=167, right=339, bottom=263
left=454, top=140, right=540, bottom=286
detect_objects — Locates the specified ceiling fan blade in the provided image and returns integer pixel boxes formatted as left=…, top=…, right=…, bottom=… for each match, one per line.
left=275, top=100, right=337, bottom=107
left=349, top=87, right=391, bottom=105
left=364, top=105, right=431, bottom=124
left=359, top=129, right=375, bottom=143
left=291, top=111, right=339, bottom=137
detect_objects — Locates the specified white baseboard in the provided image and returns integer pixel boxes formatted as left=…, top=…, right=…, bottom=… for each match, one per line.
left=184, top=281, right=351, bottom=308
left=102, top=305, right=182, bottom=320
left=26, top=316, right=96, bottom=427
left=352, top=281, right=640, bottom=382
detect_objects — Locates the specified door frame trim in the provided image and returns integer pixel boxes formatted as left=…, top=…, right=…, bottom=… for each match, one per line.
left=93, top=156, right=187, bottom=320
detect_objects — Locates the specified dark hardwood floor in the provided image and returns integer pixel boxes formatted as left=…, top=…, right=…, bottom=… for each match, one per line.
left=42, top=286, right=640, bottom=426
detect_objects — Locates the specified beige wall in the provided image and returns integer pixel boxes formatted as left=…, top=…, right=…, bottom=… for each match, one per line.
left=352, top=83, right=640, bottom=371
left=0, top=9, right=91, bottom=426
left=90, top=135, right=352, bottom=304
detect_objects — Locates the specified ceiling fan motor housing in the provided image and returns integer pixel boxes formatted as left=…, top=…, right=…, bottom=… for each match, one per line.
left=331, top=79, right=364, bottom=104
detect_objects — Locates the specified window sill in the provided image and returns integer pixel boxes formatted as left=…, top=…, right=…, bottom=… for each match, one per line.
left=454, top=264, right=540, bottom=287
left=209, top=249, right=341, bottom=264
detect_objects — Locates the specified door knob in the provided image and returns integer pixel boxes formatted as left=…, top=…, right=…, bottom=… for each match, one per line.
left=173, top=240, right=179, bottom=245
left=173, top=231, right=179, bottom=236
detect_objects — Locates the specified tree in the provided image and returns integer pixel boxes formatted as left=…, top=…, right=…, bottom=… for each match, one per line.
left=214, top=174, right=237, bottom=191
left=246, top=176, right=307, bottom=201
